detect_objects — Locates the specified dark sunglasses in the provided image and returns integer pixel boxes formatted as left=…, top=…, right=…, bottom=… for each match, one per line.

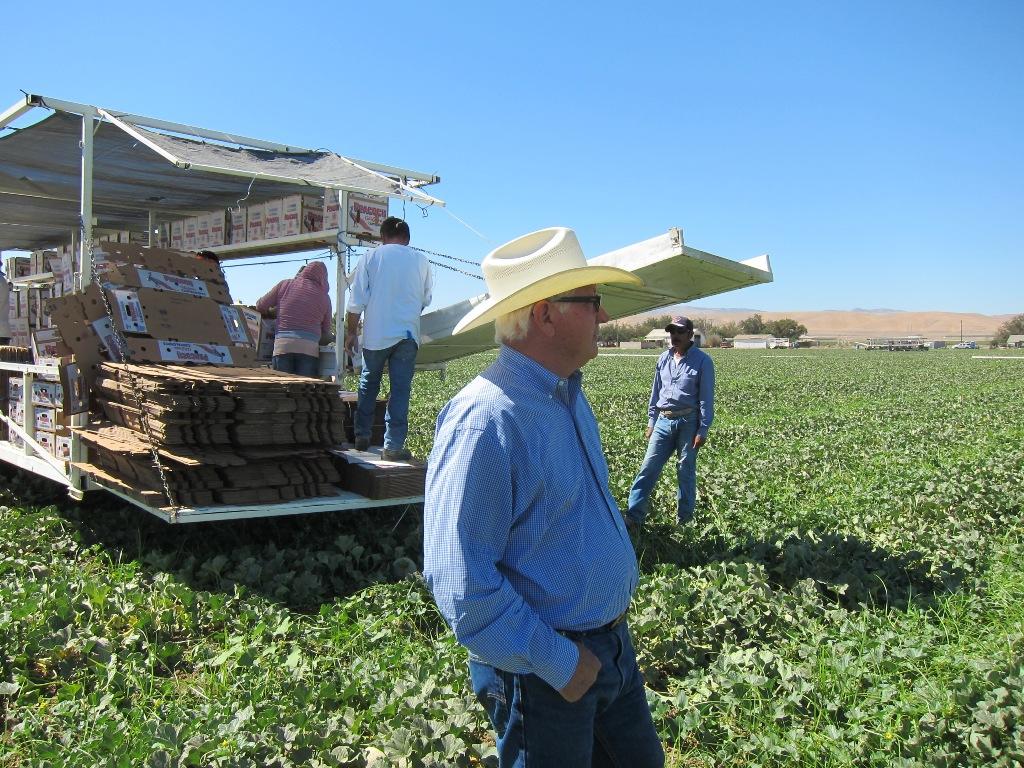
left=552, top=294, right=602, bottom=311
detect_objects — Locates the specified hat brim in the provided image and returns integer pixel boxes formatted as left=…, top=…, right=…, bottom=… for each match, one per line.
left=452, top=265, right=643, bottom=335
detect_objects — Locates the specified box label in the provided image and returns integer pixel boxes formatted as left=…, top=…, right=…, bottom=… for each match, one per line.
left=111, top=289, right=147, bottom=334
left=156, top=341, right=235, bottom=364
left=134, top=268, right=211, bottom=298
left=345, top=194, right=389, bottom=239
left=219, top=305, right=251, bottom=344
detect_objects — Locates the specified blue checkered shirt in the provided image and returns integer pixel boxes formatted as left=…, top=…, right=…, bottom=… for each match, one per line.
left=424, top=346, right=638, bottom=690
left=648, top=345, right=715, bottom=437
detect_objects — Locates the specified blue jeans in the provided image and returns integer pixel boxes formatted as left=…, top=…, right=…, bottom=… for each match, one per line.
left=355, top=338, right=418, bottom=450
left=627, top=412, right=700, bottom=525
left=469, top=621, right=664, bottom=768
left=272, top=353, right=319, bottom=377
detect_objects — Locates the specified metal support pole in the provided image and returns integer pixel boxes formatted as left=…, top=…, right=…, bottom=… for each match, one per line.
left=335, top=190, right=350, bottom=381
left=148, top=209, right=157, bottom=247
left=79, top=109, right=95, bottom=287
left=70, top=109, right=97, bottom=489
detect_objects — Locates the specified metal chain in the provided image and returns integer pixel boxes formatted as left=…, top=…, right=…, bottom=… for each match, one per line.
left=428, top=259, right=483, bottom=280
left=411, top=245, right=481, bottom=268
left=86, top=238, right=179, bottom=516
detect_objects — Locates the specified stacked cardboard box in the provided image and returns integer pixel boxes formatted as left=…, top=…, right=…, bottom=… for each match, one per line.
left=45, top=244, right=253, bottom=371
left=339, top=392, right=387, bottom=447
left=76, top=363, right=347, bottom=507
left=331, top=449, right=426, bottom=500
left=166, top=191, right=342, bottom=249
left=1, top=371, right=70, bottom=458
left=5, top=249, right=74, bottom=349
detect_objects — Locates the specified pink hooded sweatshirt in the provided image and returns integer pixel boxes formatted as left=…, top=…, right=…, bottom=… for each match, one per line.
left=255, top=261, right=332, bottom=357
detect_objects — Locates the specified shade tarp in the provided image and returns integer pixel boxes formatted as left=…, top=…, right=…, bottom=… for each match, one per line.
left=0, top=111, right=432, bottom=251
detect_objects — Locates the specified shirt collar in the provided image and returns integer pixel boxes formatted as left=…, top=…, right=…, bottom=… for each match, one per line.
left=498, top=345, right=583, bottom=401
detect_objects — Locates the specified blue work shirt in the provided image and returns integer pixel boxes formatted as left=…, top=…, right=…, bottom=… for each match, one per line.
left=424, top=346, right=638, bottom=691
left=648, top=345, right=715, bottom=437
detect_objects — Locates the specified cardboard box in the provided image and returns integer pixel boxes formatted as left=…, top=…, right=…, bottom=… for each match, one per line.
left=8, top=378, right=24, bottom=402
left=345, top=193, right=389, bottom=240
left=228, top=208, right=246, bottom=244
left=263, top=199, right=284, bottom=240
left=86, top=286, right=253, bottom=346
left=208, top=210, right=226, bottom=247
left=236, top=306, right=262, bottom=348
left=183, top=217, right=199, bottom=250
left=31, top=250, right=57, bottom=275
left=196, top=212, right=211, bottom=249
left=35, top=430, right=55, bottom=455
left=59, top=362, right=89, bottom=415
left=46, top=289, right=259, bottom=371
left=246, top=203, right=265, bottom=242
left=56, top=433, right=72, bottom=460
left=91, top=242, right=225, bottom=284
left=257, top=317, right=277, bottom=360
left=324, top=189, right=340, bottom=230
left=31, top=379, right=63, bottom=407
left=282, top=195, right=324, bottom=236
left=171, top=220, right=184, bottom=250
left=5, top=256, right=31, bottom=279
left=61, top=252, right=74, bottom=295
left=115, top=338, right=258, bottom=366
left=31, top=328, right=71, bottom=367
left=10, top=316, right=30, bottom=348
left=334, top=449, right=426, bottom=499
left=34, top=407, right=57, bottom=432
left=101, top=265, right=232, bottom=305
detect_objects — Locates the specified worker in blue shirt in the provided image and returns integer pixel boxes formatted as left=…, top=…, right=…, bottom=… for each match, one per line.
left=424, top=227, right=664, bottom=767
left=626, top=315, right=715, bottom=529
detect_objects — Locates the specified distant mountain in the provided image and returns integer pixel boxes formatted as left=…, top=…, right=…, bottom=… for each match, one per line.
left=618, top=305, right=1013, bottom=341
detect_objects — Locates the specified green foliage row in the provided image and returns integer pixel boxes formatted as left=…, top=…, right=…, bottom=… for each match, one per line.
left=2, top=349, right=1023, bottom=766
left=600, top=312, right=809, bottom=345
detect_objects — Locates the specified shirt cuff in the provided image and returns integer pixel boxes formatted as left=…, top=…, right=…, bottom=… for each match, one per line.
left=532, top=633, right=580, bottom=691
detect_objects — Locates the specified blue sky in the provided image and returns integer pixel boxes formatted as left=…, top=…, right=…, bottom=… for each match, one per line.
left=3, top=0, right=1021, bottom=315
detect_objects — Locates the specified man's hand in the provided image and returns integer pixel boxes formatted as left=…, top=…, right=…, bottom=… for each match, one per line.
left=344, top=330, right=358, bottom=354
left=692, top=433, right=706, bottom=449
left=644, top=426, right=653, bottom=441
left=558, top=642, right=601, bottom=703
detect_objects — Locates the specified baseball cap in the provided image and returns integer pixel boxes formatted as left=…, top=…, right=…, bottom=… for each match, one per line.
left=665, top=315, right=694, bottom=332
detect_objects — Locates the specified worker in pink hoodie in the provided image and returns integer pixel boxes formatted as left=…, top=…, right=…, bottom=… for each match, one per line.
left=256, top=260, right=333, bottom=376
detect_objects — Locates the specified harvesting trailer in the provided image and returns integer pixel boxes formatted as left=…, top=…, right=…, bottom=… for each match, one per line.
left=0, top=92, right=773, bottom=523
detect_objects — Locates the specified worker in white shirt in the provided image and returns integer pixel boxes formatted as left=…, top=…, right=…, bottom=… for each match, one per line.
left=344, top=217, right=432, bottom=461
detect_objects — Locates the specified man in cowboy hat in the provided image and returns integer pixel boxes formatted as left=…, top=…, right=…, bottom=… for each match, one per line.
left=423, top=228, right=664, bottom=766
left=625, top=314, right=715, bottom=530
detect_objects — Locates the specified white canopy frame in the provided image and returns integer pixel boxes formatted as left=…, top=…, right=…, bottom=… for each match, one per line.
left=0, top=92, right=448, bottom=519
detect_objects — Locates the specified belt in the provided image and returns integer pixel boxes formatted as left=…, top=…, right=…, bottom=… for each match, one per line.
left=659, top=408, right=694, bottom=418
left=557, top=610, right=628, bottom=640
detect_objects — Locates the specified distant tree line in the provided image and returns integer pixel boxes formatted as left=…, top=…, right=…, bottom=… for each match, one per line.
left=598, top=313, right=808, bottom=347
left=991, top=313, right=1024, bottom=347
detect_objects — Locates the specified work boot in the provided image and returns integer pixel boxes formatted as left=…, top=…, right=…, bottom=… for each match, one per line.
left=354, top=437, right=369, bottom=451
left=381, top=447, right=413, bottom=462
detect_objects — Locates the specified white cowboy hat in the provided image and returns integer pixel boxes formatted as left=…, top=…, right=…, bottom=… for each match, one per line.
left=453, top=227, right=643, bottom=335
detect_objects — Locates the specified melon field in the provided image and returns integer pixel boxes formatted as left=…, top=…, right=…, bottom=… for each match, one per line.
left=2, top=349, right=1022, bottom=767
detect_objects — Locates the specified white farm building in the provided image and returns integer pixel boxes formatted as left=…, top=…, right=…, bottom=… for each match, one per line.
left=732, top=334, right=790, bottom=349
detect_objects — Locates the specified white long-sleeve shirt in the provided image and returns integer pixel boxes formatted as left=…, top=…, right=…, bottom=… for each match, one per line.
left=348, top=244, right=432, bottom=350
